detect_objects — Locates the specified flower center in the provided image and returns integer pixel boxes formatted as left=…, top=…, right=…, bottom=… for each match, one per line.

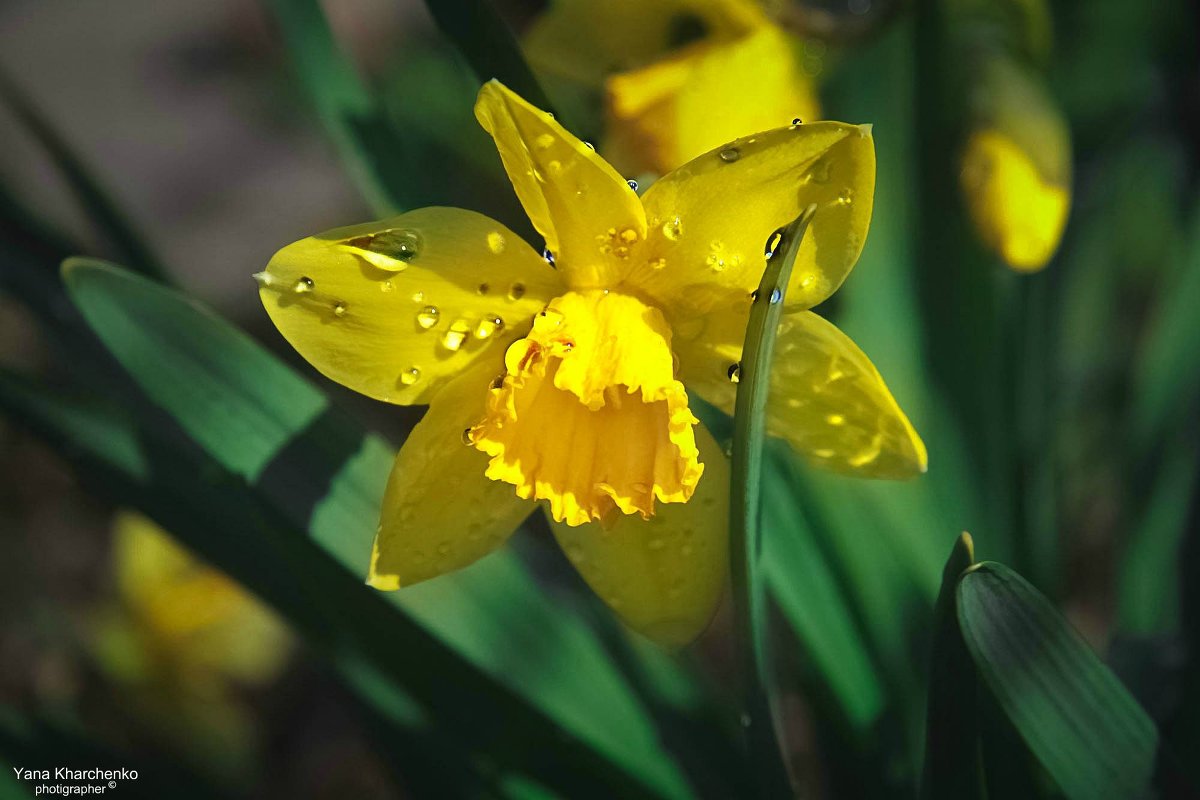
left=470, top=290, right=703, bottom=526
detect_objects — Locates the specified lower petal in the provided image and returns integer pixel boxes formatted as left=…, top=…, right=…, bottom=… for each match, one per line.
left=678, top=309, right=926, bottom=479
left=368, top=359, right=533, bottom=589
left=548, top=421, right=729, bottom=647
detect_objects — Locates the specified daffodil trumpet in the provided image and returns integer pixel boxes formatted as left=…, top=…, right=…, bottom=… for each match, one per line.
left=257, top=80, right=925, bottom=646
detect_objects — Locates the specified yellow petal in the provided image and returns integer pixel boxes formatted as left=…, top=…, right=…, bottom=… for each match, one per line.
left=679, top=309, right=926, bottom=479
left=471, top=290, right=702, bottom=526
left=547, top=420, right=729, bottom=647
left=633, top=121, right=875, bottom=315
left=605, top=26, right=821, bottom=176
left=258, top=207, right=558, bottom=405
left=368, top=358, right=533, bottom=589
left=525, top=0, right=763, bottom=86
left=960, top=129, right=1070, bottom=272
left=474, top=81, right=647, bottom=288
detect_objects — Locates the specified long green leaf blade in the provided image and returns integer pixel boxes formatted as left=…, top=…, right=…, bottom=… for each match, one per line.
left=958, top=561, right=1159, bottom=800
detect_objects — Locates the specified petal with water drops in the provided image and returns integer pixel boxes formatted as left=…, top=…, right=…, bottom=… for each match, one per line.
left=368, top=358, right=534, bottom=590
left=547, top=420, right=729, bottom=647
left=632, top=121, right=874, bottom=316
left=678, top=309, right=926, bottom=479
left=258, top=207, right=557, bottom=405
left=474, top=81, right=647, bottom=289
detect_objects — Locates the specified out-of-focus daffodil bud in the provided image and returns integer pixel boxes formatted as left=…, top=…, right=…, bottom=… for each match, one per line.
left=959, top=55, right=1071, bottom=272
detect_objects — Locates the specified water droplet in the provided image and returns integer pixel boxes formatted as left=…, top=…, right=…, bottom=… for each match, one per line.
left=441, top=320, right=471, bottom=351
left=486, top=231, right=506, bottom=253
left=380, top=280, right=394, bottom=293
left=718, top=146, right=740, bottom=163
left=727, top=363, right=741, bottom=383
left=627, top=179, right=638, bottom=191
left=792, top=117, right=803, bottom=125
left=293, top=276, right=314, bottom=294
left=769, top=287, right=783, bottom=304
left=765, top=229, right=783, bottom=259
left=400, top=367, right=421, bottom=386
left=827, top=413, right=846, bottom=426
left=333, top=302, right=347, bottom=317
left=705, top=241, right=739, bottom=272
left=461, top=428, right=474, bottom=445
left=252, top=271, right=272, bottom=287
left=477, top=282, right=490, bottom=295
left=547, top=159, right=563, bottom=175
left=474, top=315, right=504, bottom=340
left=508, top=283, right=526, bottom=301
left=416, top=306, right=440, bottom=329
left=489, top=374, right=505, bottom=390
left=535, top=133, right=555, bottom=149
left=583, top=141, right=596, bottom=151
left=649, top=257, right=667, bottom=270
left=542, top=248, right=556, bottom=266
left=411, top=291, right=424, bottom=303
left=836, top=188, right=855, bottom=206
left=661, top=216, right=683, bottom=241
left=799, top=273, right=817, bottom=289
left=350, top=229, right=422, bottom=263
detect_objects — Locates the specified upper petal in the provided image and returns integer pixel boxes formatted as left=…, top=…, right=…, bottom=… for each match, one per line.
left=474, top=81, right=647, bottom=288
left=258, top=207, right=558, bottom=405
left=632, top=122, right=875, bottom=316
left=547, top=419, right=729, bottom=647
left=604, top=26, right=821, bottom=176
left=368, top=357, right=533, bottom=589
left=679, top=309, right=926, bottom=479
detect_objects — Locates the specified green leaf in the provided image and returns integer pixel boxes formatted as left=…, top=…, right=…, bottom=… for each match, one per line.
left=761, top=452, right=884, bottom=731
left=60, top=258, right=693, bottom=799
left=728, top=205, right=818, bottom=795
left=265, top=0, right=415, bottom=215
left=957, top=562, right=1159, bottom=800
left=0, top=70, right=162, bottom=279
left=421, top=0, right=567, bottom=131
left=920, top=533, right=984, bottom=800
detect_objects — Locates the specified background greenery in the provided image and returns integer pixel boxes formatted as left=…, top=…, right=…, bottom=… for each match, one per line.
left=0, top=0, right=1196, bottom=797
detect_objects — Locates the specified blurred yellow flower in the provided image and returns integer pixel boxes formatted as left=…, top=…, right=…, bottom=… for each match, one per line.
left=960, top=129, right=1069, bottom=272
left=526, top=0, right=821, bottom=176
left=257, top=81, right=924, bottom=645
left=90, top=512, right=290, bottom=775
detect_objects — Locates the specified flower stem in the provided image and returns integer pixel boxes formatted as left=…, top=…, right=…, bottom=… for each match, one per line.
left=728, top=204, right=818, bottom=797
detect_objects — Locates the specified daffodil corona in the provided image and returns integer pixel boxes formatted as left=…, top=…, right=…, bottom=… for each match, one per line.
left=257, top=81, right=925, bottom=645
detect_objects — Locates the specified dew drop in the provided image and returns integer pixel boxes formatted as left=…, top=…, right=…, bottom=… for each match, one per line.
left=400, top=366, right=421, bottom=386
left=490, top=374, right=506, bottom=390
left=764, top=229, right=783, bottom=259
left=583, top=141, right=596, bottom=151
left=769, top=287, right=783, bottom=304
left=718, top=146, right=741, bottom=163
left=333, top=302, right=348, bottom=317
left=727, top=362, right=742, bottom=383
left=293, top=276, right=314, bottom=294
left=627, top=179, right=638, bottom=191
left=792, top=117, right=803, bottom=125
left=474, top=314, right=504, bottom=340
left=477, top=282, right=490, bottom=296
left=252, top=271, right=272, bottom=287
left=416, top=305, right=441, bottom=329
left=508, top=282, right=526, bottom=301
left=461, top=428, right=475, bottom=445
left=411, top=290, right=424, bottom=303
left=535, top=133, right=555, bottom=150
left=542, top=248, right=556, bottom=266
left=649, top=257, right=667, bottom=270
left=380, top=280, right=394, bottom=293
left=661, top=216, right=683, bottom=241
left=365, top=229, right=422, bottom=262
left=486, top=231, right=506, bottom=254
left=441, top=320, right=471, bottom=351
left=547, top=159, right=563, bottom=175
left=837, top=188, right=855, bottom=206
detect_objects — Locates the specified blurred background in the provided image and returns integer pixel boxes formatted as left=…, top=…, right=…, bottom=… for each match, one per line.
left=1, top=0, right=1197, bottom=797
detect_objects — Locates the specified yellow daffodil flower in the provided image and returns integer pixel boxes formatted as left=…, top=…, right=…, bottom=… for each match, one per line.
left=525, top=0, right=820, bottom=176
left=257, top=81, right=924, bottom=646
left=960, top=128, right=1070, bottom=272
